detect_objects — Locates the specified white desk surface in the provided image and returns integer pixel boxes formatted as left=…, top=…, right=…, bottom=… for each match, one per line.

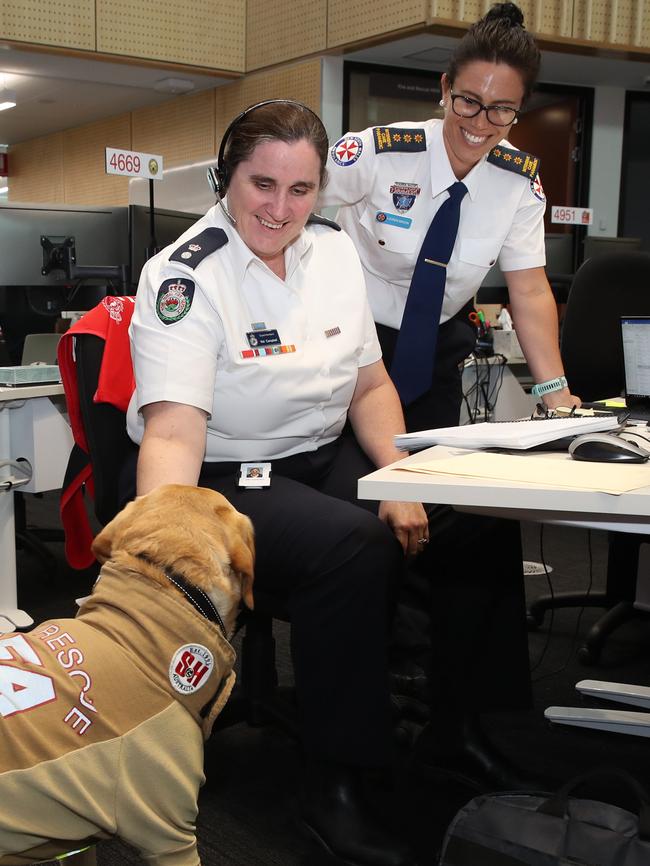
left=0, top=383, right=63, bottom=402
left=358, top=446, right=650, bottom=534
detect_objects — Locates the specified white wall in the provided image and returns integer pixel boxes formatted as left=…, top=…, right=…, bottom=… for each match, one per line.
left=588, top=86, right=626, bottom=236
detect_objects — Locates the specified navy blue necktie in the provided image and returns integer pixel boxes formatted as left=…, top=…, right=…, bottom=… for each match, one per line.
left=390, top=180, right=468, bottom=406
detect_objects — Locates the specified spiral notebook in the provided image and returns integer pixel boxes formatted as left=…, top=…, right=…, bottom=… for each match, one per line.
left=395, top=415, right=621, bottom=452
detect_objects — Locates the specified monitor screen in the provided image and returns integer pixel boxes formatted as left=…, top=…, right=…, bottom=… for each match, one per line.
left=129, top=205, right=202, bottom=290
left=0, top=203, right=128, bottom=287
left=621, top=316, right=650, bottom=400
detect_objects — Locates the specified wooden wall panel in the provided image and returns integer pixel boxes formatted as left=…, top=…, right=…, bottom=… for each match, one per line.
left=429, top=1, right=574, bottom=37
left=215, top=59, right=322, bottom=144
left=328, top=0, right=426, bottom=47
left=0, top=0, right=94, bottom=49
left=63, top=114, right=131, bottom=205
left=96, top=0, right=246, bottom=71
left=132, top=90, right=216, bottom=168
left=8, top=133, right=65, bottom=203
left=246, top=0, right=326, bottom=70
left=574, top=0, right=650, bottom=46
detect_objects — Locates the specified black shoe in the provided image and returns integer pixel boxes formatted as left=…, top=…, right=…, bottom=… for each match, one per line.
left=389, top=663, right=429, bottom=705
left=301, top=762, right=419, bottom=866
left=413, top=721, right=544, bottom=792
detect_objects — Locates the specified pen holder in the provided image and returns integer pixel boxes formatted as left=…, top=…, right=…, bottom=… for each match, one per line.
left=493, top=328, right=523, bottom=360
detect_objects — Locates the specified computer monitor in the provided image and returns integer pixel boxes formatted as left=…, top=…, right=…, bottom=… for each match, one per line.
left=584, top=236, right=642, bottom=260
left=621, top=317, right=650, bottom=418
left=477, top=233, right=575, bottom=303
left=0, top=203, right=128, bottom=288
left=129, top=205, right=202, bottom=290
left=544, top=233, right=574, bottom=278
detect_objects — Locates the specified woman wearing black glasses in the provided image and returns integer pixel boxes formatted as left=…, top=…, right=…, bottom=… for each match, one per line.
left=321, top=3, right=579, bottom=790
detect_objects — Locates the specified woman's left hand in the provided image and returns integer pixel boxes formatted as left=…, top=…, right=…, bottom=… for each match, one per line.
left=378, top=500, right=429, bottom=557
left=542, top=387, right=582, bottom=411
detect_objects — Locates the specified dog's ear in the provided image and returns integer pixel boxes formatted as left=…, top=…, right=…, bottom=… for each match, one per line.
left=91, top=500, right=136, bottom=564
left=230, top=514, right=255, bottom=610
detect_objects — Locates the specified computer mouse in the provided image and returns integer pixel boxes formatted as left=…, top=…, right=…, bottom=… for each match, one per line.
left=568, top=432, right=650, bottom=463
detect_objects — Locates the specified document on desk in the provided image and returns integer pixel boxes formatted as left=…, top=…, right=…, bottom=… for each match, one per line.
left=400, top=452, right=650, bottom=495
left=395, top=416, right=620, bottom=451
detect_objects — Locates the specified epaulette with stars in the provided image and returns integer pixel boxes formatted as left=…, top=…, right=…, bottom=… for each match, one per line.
left=169, top=227, right=228, bottom=269
left=373, top=127, right=426, bottom=154
left=487, top=145, right=540, bottom=180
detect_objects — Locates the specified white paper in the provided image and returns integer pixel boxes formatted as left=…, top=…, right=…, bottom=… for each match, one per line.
left=395, top=415, right=620, bottom=452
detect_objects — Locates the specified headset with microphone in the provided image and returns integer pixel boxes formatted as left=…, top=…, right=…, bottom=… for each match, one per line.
left=207, top=99, right=325, bottom=226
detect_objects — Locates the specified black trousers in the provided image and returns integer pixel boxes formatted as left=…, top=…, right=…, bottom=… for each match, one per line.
left=120, top=437, right=403, bottom=767
left=378, top=312, right=532, bottom=712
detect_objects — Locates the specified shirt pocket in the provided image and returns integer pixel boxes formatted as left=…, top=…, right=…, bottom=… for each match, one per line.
left=359, top=204, right=421, bottom=256
left=457, top=237, right=502, bottom=271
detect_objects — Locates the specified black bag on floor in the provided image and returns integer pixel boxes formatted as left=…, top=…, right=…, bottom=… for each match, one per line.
left=438, top=768, right=650, bottom=866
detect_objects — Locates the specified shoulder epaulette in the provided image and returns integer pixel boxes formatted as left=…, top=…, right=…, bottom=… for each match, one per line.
left=307, top=213, right=341, bottom=231
left=487, top=145, right=540, bottom=180
left=373, top=127, right=426, bottom=154
left=169, top=227, right=228, bottom=269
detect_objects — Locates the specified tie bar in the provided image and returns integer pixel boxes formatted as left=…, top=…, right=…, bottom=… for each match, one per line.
left=424, top=258, right=447, bottom=268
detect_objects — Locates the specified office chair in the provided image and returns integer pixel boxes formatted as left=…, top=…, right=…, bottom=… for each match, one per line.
left=65, top=331, right=297, bottom=734
left=527, top=251, right=650, bottom=664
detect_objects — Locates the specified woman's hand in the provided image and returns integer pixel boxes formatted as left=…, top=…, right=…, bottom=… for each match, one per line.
left=542, top=387, right=582, bottom=411
left=378, top=500, right=429, bottom=557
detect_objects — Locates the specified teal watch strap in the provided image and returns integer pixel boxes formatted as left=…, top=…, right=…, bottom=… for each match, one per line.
left=531, top=375, right=568, bottom=397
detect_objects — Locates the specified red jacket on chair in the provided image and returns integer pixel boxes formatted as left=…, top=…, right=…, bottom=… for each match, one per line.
left=58, top=297, right=136, bottom=569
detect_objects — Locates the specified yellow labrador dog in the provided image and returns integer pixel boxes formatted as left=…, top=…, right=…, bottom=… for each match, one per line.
left=0, top=484, right=254, bottom=866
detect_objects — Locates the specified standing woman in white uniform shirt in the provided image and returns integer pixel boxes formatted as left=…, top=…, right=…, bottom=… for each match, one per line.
left=320, top=3, right=580, bottom=789
left=122, top=101, right=424, bottom=866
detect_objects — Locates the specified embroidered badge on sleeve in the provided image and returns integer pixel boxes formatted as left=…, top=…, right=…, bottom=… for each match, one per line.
left=156, top=278, right=195, bottom=325
left=331, top=136, right=363, bottom=166
left=373, top=128, right=426, bottom=153
left=487, top=145, right=540, bottom=180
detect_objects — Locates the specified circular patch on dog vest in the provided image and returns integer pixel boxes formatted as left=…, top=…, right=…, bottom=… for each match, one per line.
left=169, top=643, right=214, bottom=694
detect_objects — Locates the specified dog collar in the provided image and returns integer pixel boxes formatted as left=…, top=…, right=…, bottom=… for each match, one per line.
left=136, top=554, right=227, bottom=638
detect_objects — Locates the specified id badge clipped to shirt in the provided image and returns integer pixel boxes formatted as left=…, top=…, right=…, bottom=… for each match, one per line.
left=238, top=462, right=272, bottom=489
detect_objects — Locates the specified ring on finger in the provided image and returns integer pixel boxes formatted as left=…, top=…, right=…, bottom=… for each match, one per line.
left=417, top=538, right=429, bottom=545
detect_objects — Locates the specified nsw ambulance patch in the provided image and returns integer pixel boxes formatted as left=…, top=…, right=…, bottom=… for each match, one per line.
left=156, top=278, right=195, bottom=325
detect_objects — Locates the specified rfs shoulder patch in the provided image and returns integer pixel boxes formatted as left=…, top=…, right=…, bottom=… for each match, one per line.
left=169, top=643, right=214, bottom=694
left=487, top=145, right=540, bottom=180
left=169, top=227, right=228, bottom=269
left=373, top=127, right=426, bottom=153
left=156, top=278, right=195, bottom=325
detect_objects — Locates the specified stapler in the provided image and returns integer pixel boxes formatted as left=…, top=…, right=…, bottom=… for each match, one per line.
left=545, top=680, right=650, bottom=738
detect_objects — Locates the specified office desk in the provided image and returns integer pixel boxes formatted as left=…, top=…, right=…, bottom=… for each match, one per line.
left=0, top=383, right=72, bottom=631
left=358, top=446, right=650, bottom=535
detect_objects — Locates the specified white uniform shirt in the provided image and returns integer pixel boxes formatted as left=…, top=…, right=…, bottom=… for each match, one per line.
left=127, top=205, right=381, bottom=461
left=320, top=118, right=546, bottom=330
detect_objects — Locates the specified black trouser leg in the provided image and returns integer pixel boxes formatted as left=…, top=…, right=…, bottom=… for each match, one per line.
left=377, top=315, right=532, bottom=714
left=198, top=456, right=403, bottom=768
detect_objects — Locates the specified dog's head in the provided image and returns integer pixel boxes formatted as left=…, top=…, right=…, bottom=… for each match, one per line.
left=91, top=485, right=255, bottom=626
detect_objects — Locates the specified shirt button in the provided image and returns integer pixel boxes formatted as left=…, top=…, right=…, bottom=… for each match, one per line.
left=378, top=240, right=385, bottom=246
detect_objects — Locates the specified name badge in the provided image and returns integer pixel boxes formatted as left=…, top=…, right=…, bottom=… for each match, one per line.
left=247, top=329, right=281, bottom=347
left=238, top=462, right=271, bottom=489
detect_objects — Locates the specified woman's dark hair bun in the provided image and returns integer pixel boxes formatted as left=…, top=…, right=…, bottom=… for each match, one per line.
left=485, top=2, right=525, bottom=28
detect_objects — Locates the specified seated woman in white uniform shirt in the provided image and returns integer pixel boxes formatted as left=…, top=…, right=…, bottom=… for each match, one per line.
left=120, top=100, right=425, bottom=866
